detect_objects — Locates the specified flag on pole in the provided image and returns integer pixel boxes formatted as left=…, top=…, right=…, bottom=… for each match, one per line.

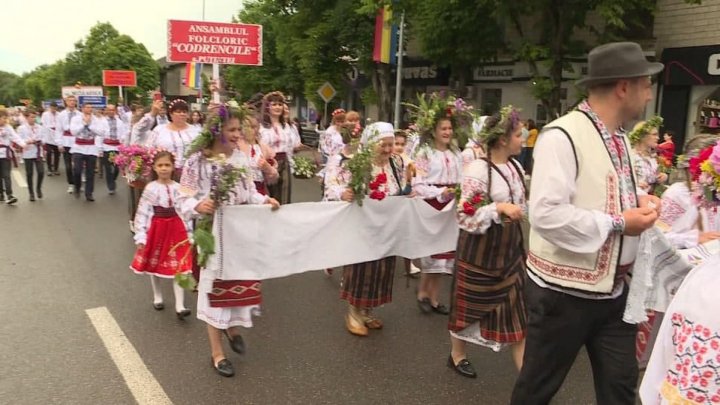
left=185, top=62, right=203, bottom=89
left=372, top=6, right=398, bottom=65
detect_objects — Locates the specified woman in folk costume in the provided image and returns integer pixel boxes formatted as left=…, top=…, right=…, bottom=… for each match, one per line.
left=461, top=115, right=489, bottom=167
left=146, top=99, right=200, bottom=179
left=17, top=108, right=45, bottom=201
left=319, top=109, right=346, bottom=164
left=178, top=104, right=280, bottom=378
left=323, top=122, right=407, bottom=336
left=130, top=150, right=193, bottom=318
left=235, top=114, right=279, bottom=195
left=630, top=116, right=668, bottom=194
left=447, top=106, right=528, bottom=378
left=639, top=252, right=720, bottom=404
left=407, top=93, right=469, bottom=315
left=259, top=91, right=303, bottom=204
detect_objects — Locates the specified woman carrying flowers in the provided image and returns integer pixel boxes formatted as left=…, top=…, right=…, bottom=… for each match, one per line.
left=406, top=93, right=471, bottom=315
left=178, top=104, right=280, bottom=378
left=446, top=106, right=528, bottom=379
left=323, top=122, right=406, bottom=336
left=630, top=116, right=667, bottom=194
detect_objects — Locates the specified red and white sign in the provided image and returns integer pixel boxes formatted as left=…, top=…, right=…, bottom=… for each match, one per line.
left=167, top=20, right=262, bottom=66
left=102, top=70, right=137, bottom=87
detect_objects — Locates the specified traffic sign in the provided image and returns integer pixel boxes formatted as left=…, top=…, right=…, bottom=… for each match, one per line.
left=78, top=96, right=108, bottom=108
left=103, top=70, right=137, bottom=87
left=317, top=82, right=336, bottom=103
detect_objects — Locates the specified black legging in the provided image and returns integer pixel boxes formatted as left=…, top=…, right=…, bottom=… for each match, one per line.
left=45, top=144, right=60, bottom=173
left=62, top=149, right=73, bottom=185
left=24, top=158, right=44, bottom=198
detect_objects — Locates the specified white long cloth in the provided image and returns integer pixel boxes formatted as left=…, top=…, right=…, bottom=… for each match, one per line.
left=210, top=196, right=459, bottom=281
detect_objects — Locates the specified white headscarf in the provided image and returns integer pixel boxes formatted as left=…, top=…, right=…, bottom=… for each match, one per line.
left=360, top=121, right=394, bottom=146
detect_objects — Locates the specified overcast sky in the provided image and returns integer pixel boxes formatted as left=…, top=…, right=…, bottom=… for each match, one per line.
left=0, top=0, right=246, bottom=75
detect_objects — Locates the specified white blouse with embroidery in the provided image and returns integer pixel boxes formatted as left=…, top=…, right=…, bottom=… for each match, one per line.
left=634, top=152, right=661, bottom=193
left=133, top=181, right=191, bottom=245
left=146, top=124, right=200, bottom=169
left=658, top=182, right=720, bottom=248
left=244, top=143, right=279, bottom=184
left=319, top=125, right=344, bottom=157
left=259, top=123, right=301, bottom=156
left=411, top=145, right=463, bottom=202
left=457, top=159, right=527, bottom=234
left=323, top=154, right=404, bottom=201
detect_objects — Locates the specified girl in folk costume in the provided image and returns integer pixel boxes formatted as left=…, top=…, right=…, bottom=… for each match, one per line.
left=319, top=109, right=346, bottom=164
left=130, top=150, right=193, bottom=318
left=0, top=108, right=26, bottom=205
left=407, top=93, right=467, bottom=315
left=259, top=91, right=303, bottom=204
left=178, top=104, right=280, bottom=378
left=447, top=106, right=528, bottom=378
left=146, top=99, right=200, bottom=178
left=235, top=114, right=279, bottom=195
left=630, top=116, right=668, bottom=194
left=17, top=108, right=45, bottom=201
left=323, top=122, right=407, bottom=336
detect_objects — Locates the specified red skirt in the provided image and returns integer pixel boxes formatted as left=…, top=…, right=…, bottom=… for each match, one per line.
left=131, top=215, right=192, bottom=278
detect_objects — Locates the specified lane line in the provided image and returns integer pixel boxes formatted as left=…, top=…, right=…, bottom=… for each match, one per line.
left=85, top=307, right=173, bottom=405
left=12, top=169, right=27, bottom=188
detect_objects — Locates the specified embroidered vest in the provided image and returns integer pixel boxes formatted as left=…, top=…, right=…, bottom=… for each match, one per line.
left=527, top=111, right=637, bottom=294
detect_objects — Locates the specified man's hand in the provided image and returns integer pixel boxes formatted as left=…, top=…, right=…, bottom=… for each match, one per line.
left=622, top=207, right=658, bottom=236
left=699, top=232, right=720, bottom=244
left=639, top=194, right=662, bottom=215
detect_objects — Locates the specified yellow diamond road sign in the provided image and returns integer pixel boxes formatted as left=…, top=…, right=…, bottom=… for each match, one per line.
left=317, top=82, right=336, bottom=103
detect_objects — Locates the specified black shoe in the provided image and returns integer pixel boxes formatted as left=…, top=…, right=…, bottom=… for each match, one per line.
left=86, top=195, right=95, bottom=202
left=447, top=355, right=477, bottom=378
left=153, top=302, right=164, bottom=311
left=417, top=298, right=433, bottom=314
left=176, top=308, right=191, bottom=319
left=6, top=196, right=17, bottom=205
left=211, top=358, right=235, bottom=377
left=37, top=190, right=42, bottom=199
left=223, top=330, right=246, bottom=354
left=29, top=196, right=35, bottom=202
left=432, top=303, right=450, bottom=315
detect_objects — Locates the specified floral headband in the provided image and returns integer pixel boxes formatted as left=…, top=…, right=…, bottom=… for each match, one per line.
left=331, top=108, right=346, bottom=117
left=184, top=102, right=250, bottom=158
left=477, top=105, right=520, bottom=145
left=628, top=115, right=663, bottom=145
left=404, top=92, right=477, bottom=148
left=167, top=99, right=188, bottom=113
left=149, top=147, right=177, bottom=163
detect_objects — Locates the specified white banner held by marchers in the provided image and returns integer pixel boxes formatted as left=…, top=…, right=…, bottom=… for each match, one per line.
left=215, top=197, right=459, bottom=281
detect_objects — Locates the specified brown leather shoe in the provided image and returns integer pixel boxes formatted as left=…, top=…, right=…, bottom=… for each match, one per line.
left=345, top=313, right=368, bottom=336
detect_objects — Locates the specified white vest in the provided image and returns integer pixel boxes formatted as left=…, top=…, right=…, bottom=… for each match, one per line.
left=527, top=111, right=637, bottom=294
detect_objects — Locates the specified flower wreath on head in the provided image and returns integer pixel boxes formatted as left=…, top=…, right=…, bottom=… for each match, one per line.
left=476, top=105, right=521, bottom=146
left=688, top=139, right=720, bottom=207
left=148, top=147, right=177, bottom=164
left=628, top=115, right=664, bottom=146
left=184, top=101, right=250, bottom=158
left=331, top=108, right=346, bottom=118
left=404, top=92, right=477, bottom=149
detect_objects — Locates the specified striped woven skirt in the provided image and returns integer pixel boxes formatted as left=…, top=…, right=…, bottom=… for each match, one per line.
left=448, top=222, right=527, bottom=348
left=340, top=257, right=396, bottom=308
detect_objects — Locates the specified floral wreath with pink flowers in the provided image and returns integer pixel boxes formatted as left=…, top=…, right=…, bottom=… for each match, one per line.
left=688, top=140, right=720, bottom=208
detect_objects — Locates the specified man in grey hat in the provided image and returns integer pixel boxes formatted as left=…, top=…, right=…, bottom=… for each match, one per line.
left=511, top=42, right=663, bottom=404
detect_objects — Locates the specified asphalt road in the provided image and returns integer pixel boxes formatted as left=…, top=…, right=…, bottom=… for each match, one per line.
left=0, top=159, right=599, bottom=405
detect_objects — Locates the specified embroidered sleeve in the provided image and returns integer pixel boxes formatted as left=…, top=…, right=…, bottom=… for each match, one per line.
left=133, top=184, right=156, bottom=245
left=178, top=153, right=202, bottom=218
left=411, top=147, right=446, bottom=201
left=323, top=156, right=350, bottom=201
left=456, top=174, right=499, bottom=234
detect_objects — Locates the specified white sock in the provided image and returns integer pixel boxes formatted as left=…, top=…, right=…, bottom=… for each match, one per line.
left=150, top=275, right=163, bottom=304
left=173, top=280, right=186, bottom=312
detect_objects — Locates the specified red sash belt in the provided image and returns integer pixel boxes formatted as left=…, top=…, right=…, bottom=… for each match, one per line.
left=152, top=206, right=178, bottom=218
left=63, top=130, right=72, bottom=137
left=0, top=145, right=17, bottom=167
left=103, top=139, right=121, bottom=146
left=75, top=138, right=94, bottom=145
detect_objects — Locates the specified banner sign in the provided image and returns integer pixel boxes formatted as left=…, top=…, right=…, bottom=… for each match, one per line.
left=103, top=70, right=137, bottom=87
left=167, top=19, right=263, bottom=66
left=41, top=99, right=65, bottom=109
left=77, top=95, right=108, bottom=108
left=212, top=198, right=459, bottom=281
left=61, top=86, right=103, bottom=98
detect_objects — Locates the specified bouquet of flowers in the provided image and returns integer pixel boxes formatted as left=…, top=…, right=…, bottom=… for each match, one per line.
left=657, top=154, right=673, bottom=174
left=689, top=140, right=720, bottom=207
left=291, top=156, right=317, bottom=179
left=111, top=145, right=154, bottom=184
left=193, top=155, right=248, bottom=268
left=346, top=141, right=375, bottom=206
left=456, top=189, right=491, bottom=216
left=368, top=172, right=388, bottom=201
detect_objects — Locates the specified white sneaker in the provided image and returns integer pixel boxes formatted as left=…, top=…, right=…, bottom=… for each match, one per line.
left=410, top=263, right=421, bottom=274
left=66, top=185, right=74, bottom=194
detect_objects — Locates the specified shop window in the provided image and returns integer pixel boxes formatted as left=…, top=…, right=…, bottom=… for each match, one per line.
left=481, top=88, right=502, bottom=115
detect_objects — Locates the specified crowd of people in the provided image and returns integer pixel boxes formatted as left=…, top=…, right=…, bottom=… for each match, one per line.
left=2, top=41, right=719, bottom=404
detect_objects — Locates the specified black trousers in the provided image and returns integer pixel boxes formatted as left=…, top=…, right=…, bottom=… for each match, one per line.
left=24, top=158, right=44, bottom=197
left=510, top=279, right=638, bottom=405
left=101, top=153, right=119, bottom=192
left=72, top=154, right=96, bottom=197
left=0, top=158, right=12, bottom=198
left=62, top=148, right=74, bottom=185
left=46, top=144, right=60, bottom=173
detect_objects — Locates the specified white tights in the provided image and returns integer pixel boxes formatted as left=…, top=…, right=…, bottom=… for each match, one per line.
left=149, top=275, right=187, bottom=312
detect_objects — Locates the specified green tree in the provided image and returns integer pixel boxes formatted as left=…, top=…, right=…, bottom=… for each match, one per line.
left=0, top=71, right=21, bottom=106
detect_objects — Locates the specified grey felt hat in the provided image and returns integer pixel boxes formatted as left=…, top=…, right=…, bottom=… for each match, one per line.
left=577, top=42, right=664, bottom=87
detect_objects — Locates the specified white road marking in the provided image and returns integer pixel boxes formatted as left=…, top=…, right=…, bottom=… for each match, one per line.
left=85, top=307, right=173, bottom=405
left=11, top=169, right=27, bottom=188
